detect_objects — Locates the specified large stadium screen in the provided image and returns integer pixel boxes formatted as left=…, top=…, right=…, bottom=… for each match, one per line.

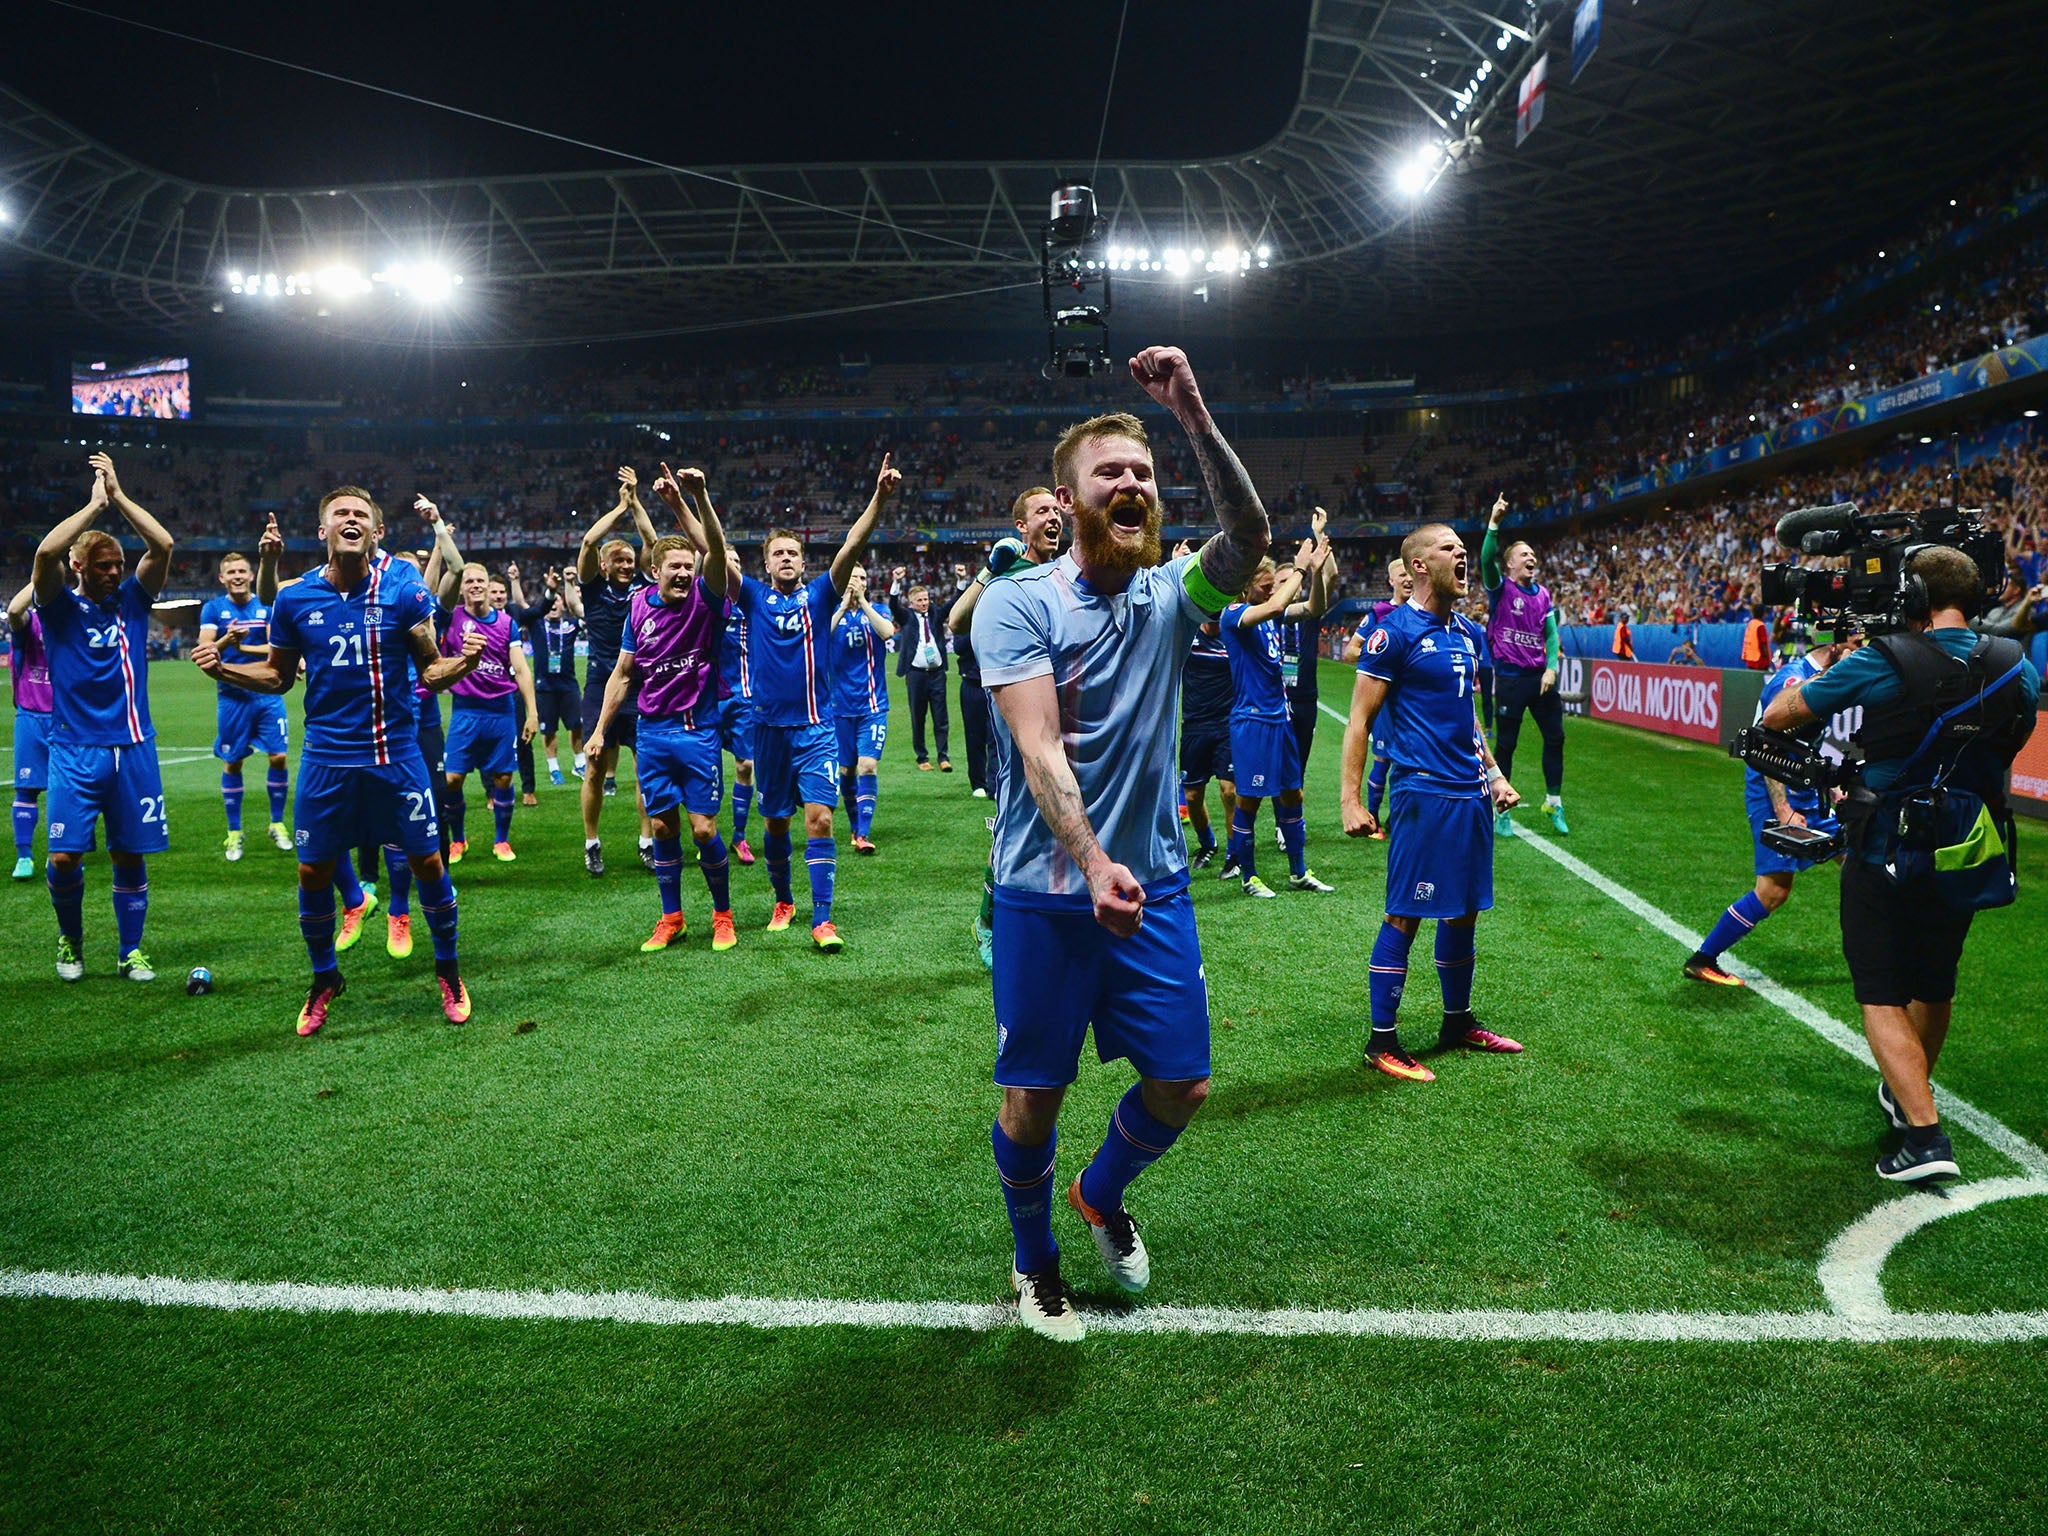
left=70, top=354, right=193, bottom=420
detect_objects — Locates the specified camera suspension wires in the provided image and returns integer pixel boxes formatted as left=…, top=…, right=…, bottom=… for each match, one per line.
left=1091, top=0, right=1133, bottom=188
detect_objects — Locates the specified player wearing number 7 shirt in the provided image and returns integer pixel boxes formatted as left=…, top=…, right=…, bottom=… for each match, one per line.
left=1338, top=522, right=1524, bottom=1083
left=34, top=452, right=175, bottom=983
left=193, top=486, right=486, bottom=1035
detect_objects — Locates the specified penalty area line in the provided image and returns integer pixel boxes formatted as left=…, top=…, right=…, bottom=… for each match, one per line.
left=6, top=1267, right=2048, bottom=1344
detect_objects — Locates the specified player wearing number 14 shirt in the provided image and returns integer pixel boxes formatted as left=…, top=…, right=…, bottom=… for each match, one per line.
left=194, top=486, right=486, bottom=1036
left=1339, top=523, right=1525, bottom=1083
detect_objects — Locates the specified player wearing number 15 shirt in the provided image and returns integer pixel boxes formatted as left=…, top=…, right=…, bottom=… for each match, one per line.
left=1339, top=523, right=1524, bottom=1084
left=194, top=487, right=485, bottom=1037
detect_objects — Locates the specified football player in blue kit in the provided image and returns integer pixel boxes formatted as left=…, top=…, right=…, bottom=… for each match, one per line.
left=716, top=549, right=758, bottom=866
left=199, top=550, right=293, bottom=861
left=1339, top=523, right=1525, bottom=1083
left=1218, top=529, right=1335, bottom=897
left=729, top=454, right=900, bottom=951
left=33, top=453, right=175, bottom=983
left=1684, top=628, right=1858, bottom=987
left=975, top=346, right=1270, bottom=1342
left=192, top=487, right=486, bottom=1034
left=829, top=564, right=896, bottom=855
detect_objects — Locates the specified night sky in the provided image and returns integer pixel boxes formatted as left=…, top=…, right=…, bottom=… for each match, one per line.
left=10, top=0, right=1312, bottom=184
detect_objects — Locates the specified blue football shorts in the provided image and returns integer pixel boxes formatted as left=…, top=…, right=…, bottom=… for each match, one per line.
left=991, top=883, right=1211, bottom=1087
left=13, top=707, right=50, bottom=791
left=635, top=719, right=725, bottom=818
left=46, top=738, right=169, bottom=855
left=444, top=705, right=518, bottom=777
left=294, top=752, right=442, bottom=863
left=835, top=712, right=888, bottom=769
left=213, top=691, right=289, bottom=761
left=1384, top=785, right=1494, bottom=918
left=719, top=697, right=755, bottom=762
left=753, top=720, right=839, bottom=817
left=1228, top=715, right=1302, bottom=798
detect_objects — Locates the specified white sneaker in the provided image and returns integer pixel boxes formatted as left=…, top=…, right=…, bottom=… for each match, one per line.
left=972, top=787, right=988, bottom=799
left=1011, top=1265, right=1085, bottom=1343
left=118, top=949, right=157, bottom=983
left=1069, top=1177, right=1151, bottom=1292
left=1289, top=869, right=1336, bottom=893
left=223, top=830, right=244, bottom=862
left=267, top=821, right=293, bottom=852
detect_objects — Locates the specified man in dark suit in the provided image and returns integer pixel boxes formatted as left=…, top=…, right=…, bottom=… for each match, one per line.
left=889, top=570, right=953, bottom=770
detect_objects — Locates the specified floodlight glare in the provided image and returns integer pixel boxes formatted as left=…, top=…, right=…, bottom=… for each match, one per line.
left=1394, top=144, right=1442, bottom=198
left=315, top=263, right=371, bottom=298
left=1256, top=245, right=1271, bottom=259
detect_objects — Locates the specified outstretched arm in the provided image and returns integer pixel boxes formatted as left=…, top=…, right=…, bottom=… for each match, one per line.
left=621, top=468, right=661, bottom=574
left=1238, top=565, right=1306, bottom=628
left=1129, top=346, right=1269, bottom=602
left=1480, top=493, right=1508, bottom=590
left=10, top=581, right=38, bottom=629
left=654, top=464, right=725, bottom=582
left=578, top=480, right=634, bottom=583
left=830, top=454, right=901, bottom=594
left=93, top=454, right=174, bottom=598
left=418, top=498, right=463, bottom=605
left=34, top=471, right=110, bottom=605
left=254, top=513, right=287, bottom=602
left=990, top=671, right=1144, bottom=937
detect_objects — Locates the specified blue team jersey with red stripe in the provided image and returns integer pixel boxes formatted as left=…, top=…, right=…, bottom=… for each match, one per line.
left=829, top=608, right=889, bottom=718
left=270, top=563, right=439, bottom=766
left=38, top=575, right=156, bottom=745
left=734, top=572, right=838, bottom=727
left=720, top=603, right=751, bottom=703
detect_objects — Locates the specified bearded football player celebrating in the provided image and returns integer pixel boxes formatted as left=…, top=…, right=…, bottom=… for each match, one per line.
left=192, top=487, right=486, bottom=1033
left=588, top=467, right=743, bottom=954
left=199, top=550, right=293, bottom=860
left=1340, top=523, right=1524, bottom=1082
left=729, top=455, right=900, bottom=950
left=976, top=345, right=1268, bottom=1342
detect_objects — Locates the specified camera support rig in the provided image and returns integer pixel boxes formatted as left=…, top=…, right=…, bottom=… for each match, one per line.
left=1041, top=182, right=1114, bottom=380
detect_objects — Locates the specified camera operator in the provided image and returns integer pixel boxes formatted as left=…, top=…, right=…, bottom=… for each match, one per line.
left=1762, top=547, right=2037, bottom=1183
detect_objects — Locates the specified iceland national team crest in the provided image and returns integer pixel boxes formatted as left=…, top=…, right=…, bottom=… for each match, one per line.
left=364, top=605, right=382, bottom=625
left=1365, top=628, right=1390, bottom=656
left=1414, top=880, right=1436, bottom=902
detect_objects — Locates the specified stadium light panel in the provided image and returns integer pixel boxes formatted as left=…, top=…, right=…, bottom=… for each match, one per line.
left=2025, top=409, right=2039, bottom=418
left=1394, top=144, right=1442, bottom=198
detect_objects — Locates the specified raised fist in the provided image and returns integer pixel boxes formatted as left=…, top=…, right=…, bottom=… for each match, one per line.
left=1128, top=346, right=1205, bottom=420
left=461, top=628, right=488, bottom=662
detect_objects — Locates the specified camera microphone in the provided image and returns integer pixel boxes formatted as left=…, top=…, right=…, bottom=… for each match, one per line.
left=1774, top=502, right=1859, bottom=552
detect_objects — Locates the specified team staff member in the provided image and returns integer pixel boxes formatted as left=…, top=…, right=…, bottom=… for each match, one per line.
left=889, top=572, right=954, bottom=771
left=1481, top=494, right=1567, bottom=837
left=508, top=562, right=584, bottom=786
left=1684, top=628, right=1857, bottom=987
left=8, top=584, right=53, bottom=880
left=1339, top=523, right=1524, bottom=1082
left=34, top=453, right=174, bottom=983
left=1763, top=547, right=2037, bottom=1183
left=577, top=467, right=662, bottom=876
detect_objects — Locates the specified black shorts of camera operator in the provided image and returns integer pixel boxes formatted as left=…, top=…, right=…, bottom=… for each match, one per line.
left=1762, top=546, right=2037, bottom=1184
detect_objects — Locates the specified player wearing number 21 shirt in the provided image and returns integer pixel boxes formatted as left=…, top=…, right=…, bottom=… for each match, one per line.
left=193, top=486, right=485, bottom=1037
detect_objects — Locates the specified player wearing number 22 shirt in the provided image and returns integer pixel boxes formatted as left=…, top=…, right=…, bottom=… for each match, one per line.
left=1340, top=524, right=1525, bottom=1085
left=195, top=487, right=485, bottom=1037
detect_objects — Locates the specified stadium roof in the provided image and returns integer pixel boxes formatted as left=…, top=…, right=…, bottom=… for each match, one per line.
left=2, top=0, right=2043, bottom=349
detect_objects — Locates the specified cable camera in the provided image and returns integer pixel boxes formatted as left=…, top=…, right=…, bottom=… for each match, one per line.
left=1760, top=499, right=2005, bottom=635
left=1042, top=182, right=1114, bottom=380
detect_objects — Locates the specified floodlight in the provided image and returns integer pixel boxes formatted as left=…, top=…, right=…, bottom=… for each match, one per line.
left=316, top=263, right=370, bottom=298
left=1394, top=144, right=1442, bottom=197
left=2024, top=409, right=2039, bottom=419
left=1256, top=245, right=1271, bottom=259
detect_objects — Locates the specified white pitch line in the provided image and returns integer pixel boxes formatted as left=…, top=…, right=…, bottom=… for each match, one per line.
left=7, top=1267, right=2048, bottom=1344
left=1312, top=699, right=2048, bottom=1183
left=1819, top=1176, right=2048, bottom=1320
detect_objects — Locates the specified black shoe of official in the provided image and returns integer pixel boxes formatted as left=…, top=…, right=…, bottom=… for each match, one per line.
left=1877, top=1130, right=1959, bottom=1184
left=584, top=842, right=605, bottom=878
left=1190, top=846, right=1215, bottom=871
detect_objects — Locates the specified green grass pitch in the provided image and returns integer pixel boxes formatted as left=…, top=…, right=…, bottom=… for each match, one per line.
left=3, top=659, right=2045, bottom=1533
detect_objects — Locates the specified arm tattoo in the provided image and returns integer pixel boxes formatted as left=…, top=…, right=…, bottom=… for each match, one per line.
left=1022, top=744, right=1106, bottom=878
left=1187, top=421, right=1271, bottom=599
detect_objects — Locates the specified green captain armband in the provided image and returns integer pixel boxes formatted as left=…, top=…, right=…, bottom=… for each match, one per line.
left=1182, top=556, right=1233, bottom=616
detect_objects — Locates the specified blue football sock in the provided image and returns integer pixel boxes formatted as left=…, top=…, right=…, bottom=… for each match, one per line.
left=856, top=773, right=877, bottom=838
left=416, top=867, right=460, bottom=962
left=331, top=848, right=364, bottom=910
left=653, top=835, right=685, bottom=917
left=1277, top=802, right=1307, bottom=878
left=491, top=787, right=514, bottom=845
left=299, top=879, right=337, bottom=972
left=1435, top=922, right=1476, bottom=1015
left=806, top=836, right=836, bottom=927
left=267, top=766, right=289, bottom=824
left=697, top=832, right=732, bottom=914
left=732, top=782, right=753, bottom=841
left=47, top=860, right=84, bottom=947
left=839, top=773, right=857, bottom=826
left=13, top=794, right=37, bottom=859
left=765, top=827, right=793, bottom=903
left=220, top=771, right=244, bottom=833
left=1080, top=1084, right=1185, bottom=1216
left=382, top=845, right=412, bottom=916
left=112, top=860, right=148, bottom=955
left=1229, top=806, right=1256, bottom=878
left=1369, top=920, right=1415, bottom=1030
left=991, top=1121, right=1059, bottom=1274
left=447, top=787, right=467, bottom=846
left=1366, top=755, right=1390, bottom=820
left=1699, top=891, right=1770, bottom=963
